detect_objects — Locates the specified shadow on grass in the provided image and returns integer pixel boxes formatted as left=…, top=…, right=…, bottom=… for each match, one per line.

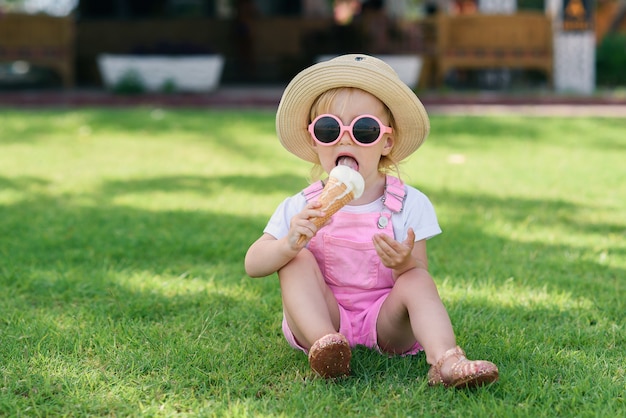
left=1, top=172, right=622, bottom=315
left=0, top=109, right=278, bottom=159
left=0, top=173, right=624, bottom=413
left=0, top=175, right=50, bottom=190
left=420, top=186, right=625, bottom=299
left=98, top=173, right=305, bottom=198
left=429, top=115, right=626, bottom=151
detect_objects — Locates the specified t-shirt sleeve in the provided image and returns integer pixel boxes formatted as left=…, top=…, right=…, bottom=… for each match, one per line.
left=263, top=192, right=307, bottom=240
left=396, top=186, right=442, bottom=242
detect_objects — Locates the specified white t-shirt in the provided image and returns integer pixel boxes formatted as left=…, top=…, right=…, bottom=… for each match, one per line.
left=264, top=183, right=442, bottom=243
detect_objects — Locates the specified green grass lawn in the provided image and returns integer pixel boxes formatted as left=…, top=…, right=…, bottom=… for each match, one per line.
left=0, top=108, right=624, bottom=417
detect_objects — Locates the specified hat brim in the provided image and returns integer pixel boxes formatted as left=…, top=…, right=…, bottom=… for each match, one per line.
left=276, top=54, right=430, bottom=163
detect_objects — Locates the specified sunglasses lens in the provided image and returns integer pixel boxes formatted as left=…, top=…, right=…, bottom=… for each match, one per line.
left=352, top=116, right=381, bottom=144
left=313, top=116, right=341, bottom=143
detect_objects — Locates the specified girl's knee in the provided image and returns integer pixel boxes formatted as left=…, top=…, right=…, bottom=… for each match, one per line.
left=279, top=248, right=321, bottom=282
left=393, top=270, right=439, bottom=297
left=280, top=248, right=315, bottom=272
left=294, top=247, right=317, bottom=264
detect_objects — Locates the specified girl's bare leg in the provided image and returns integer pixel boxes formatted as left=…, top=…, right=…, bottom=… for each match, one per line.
left=376, top=269, right=456, bottom=365
left=377, top=269, right=499, bottom=387
left=279, top=248, right=341, bottom=350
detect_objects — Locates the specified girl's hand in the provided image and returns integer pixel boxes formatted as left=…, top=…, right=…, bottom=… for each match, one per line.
left=373, top=228, right=419, bottom=277
left=287, top=201, right=326, bottom=250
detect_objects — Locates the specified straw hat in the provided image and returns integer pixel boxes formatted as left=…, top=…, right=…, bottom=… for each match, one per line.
left=276, top=54, right=430, bottom=163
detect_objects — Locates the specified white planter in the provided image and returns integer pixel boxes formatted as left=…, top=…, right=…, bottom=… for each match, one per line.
left=316, top=55, right=423, bottom=89
left=98, top=54, right=225, bottom=92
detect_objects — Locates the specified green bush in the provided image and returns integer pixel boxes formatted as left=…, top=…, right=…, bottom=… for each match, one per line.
left=112, top=69, right=146, bottom=94
left=160, top=78, right=178, bottom=93
left=596, top=33, right=626, bottom=86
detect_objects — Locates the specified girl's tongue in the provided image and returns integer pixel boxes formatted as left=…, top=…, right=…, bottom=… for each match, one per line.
left=337, top=156, right=359, bottom=171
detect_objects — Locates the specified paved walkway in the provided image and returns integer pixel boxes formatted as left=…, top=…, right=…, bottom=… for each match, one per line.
left=2, top=86, right=626, bottom=117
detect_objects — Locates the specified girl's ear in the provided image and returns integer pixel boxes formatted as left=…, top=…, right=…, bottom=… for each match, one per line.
left=381, top=136, right=394, bottom=156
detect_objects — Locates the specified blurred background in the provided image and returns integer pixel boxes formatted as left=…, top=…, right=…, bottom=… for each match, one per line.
left=0, top=0, right=624, bottom=93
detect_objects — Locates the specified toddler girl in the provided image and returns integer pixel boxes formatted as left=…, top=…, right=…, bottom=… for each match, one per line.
left=245, top=54, right=498, bottom=388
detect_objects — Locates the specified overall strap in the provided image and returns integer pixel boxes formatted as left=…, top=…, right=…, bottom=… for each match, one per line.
left=302, top=180, right=325, bottom=202
left=383, top=175, right=406, bottom=213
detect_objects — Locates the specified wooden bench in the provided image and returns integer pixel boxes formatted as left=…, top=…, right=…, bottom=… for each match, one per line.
left=435, top=12, right=553, bottom=87
left=0, top=13, right=75, bottom=87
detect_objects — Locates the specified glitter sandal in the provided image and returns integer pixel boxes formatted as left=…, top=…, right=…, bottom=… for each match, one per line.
left=308, top=333, right=351, bottom=379
left=427, top=346, right=499, bottom=388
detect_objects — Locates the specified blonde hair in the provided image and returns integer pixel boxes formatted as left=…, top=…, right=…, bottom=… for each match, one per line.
left=308, top=87, right=400, bottom=181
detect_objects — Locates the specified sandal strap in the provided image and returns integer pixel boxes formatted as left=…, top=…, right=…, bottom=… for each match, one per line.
left=428, top=346, right=499, bottom=388
left=433, top=346, right=466, bottom=372
left=428, top=346, right=466, bottom=386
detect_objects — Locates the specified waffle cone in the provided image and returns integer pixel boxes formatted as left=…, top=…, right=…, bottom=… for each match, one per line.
left=297, top=177, right=355, bottom=245
left=312, top=177, right=354, bottom=228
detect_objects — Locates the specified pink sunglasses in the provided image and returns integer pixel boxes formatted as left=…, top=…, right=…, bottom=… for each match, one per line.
left=308, top=114, right=393, bottom=146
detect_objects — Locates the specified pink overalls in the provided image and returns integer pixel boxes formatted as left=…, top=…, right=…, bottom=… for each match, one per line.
left=282, top=175, right=423, bottom=355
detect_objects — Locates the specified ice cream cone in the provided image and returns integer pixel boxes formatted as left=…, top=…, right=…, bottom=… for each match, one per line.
left=297, top=166, right=364, bottom=246
left=311, top=176, right=355, bottom=228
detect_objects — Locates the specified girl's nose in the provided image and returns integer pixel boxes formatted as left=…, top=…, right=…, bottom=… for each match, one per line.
left=337, top=130, right=354, bottom=145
